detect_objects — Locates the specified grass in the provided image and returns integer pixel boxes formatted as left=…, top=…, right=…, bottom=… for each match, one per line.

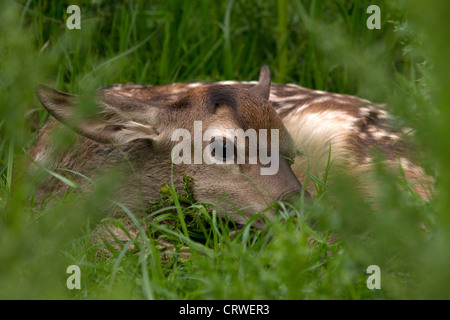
left=1, top=0, right=450, bottom=299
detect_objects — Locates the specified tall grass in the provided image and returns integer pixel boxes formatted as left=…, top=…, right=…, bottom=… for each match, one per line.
left=0, top=0, right=449, bottom=299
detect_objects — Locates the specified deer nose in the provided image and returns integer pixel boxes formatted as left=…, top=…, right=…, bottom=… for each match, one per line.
left=277, top=189, right=311, bottom=206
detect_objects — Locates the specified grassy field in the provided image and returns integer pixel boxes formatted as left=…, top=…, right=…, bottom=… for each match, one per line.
left=1, top=0, right=449, bottom=299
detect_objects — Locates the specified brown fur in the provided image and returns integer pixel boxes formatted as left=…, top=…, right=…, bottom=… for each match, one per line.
left=31, top=66, right=433, bottom=231
left=31, top=68, right=303, bottom=229
left=99, top=80, right=433, bottom=199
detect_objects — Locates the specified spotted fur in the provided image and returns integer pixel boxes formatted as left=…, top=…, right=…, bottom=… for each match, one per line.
left=100, top=78, right=432, bottom=199
left=31, top=65, right=432, bottom=230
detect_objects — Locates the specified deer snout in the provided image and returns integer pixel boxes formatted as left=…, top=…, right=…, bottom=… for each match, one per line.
left=277, top=188, right=310, bottom=206
left=269, top=156, right=304, bottom=202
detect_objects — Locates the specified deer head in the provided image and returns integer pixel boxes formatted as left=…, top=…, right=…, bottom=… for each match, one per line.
left=34, top=66, right=304, bottom=228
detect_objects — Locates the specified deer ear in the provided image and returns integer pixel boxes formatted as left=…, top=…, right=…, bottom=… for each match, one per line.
left=35, top=84, right=169, bottom=144
left=250, top=65, right=271, bottom=101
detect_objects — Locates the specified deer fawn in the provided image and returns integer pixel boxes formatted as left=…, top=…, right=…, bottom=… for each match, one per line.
left=31, top=66, right=432, bottom=228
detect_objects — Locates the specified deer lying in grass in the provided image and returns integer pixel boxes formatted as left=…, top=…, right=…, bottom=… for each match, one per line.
left=31, top=66, right=432, bottom=229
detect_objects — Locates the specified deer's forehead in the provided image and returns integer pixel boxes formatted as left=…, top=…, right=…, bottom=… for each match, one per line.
left=184, top=85, right=285, bottom=131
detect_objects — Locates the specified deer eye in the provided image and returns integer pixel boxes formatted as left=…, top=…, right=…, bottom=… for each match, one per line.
left=211, top=138, right=234, bottom=161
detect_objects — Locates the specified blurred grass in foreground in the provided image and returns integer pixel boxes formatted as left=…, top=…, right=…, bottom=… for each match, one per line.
left=0, top=0, right=449, bottom=299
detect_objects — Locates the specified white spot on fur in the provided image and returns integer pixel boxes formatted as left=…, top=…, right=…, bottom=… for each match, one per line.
left=119, top=92, right=133, bottom=97
left=286, top=83, right=302, bottom=89
left=270, top=94, right=310, bottom=102
left=218, top=81, right=242, bottom=86
left=275, top=103, right=295, bottom=112
left=310, top=96, right=333, bottom=104
left=34, top=149, right=47, bottom=163
left=367, top=126, right=400, bottom=141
